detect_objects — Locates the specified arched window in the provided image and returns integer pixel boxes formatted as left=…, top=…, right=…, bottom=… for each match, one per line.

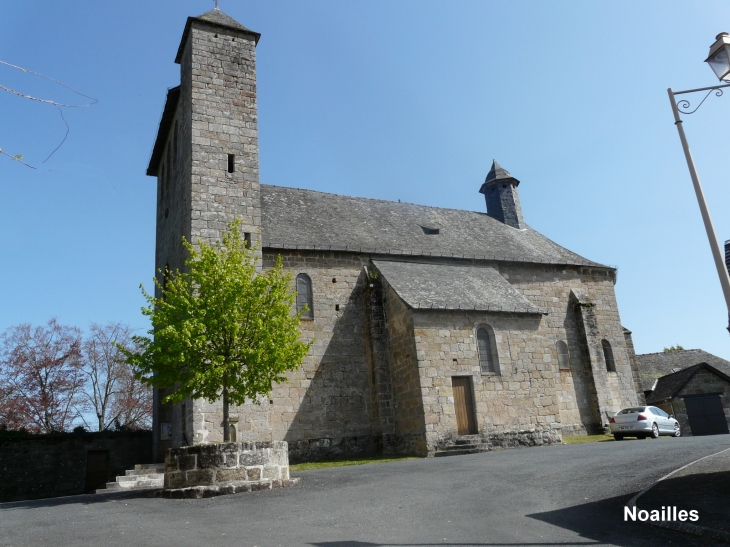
left=296, top=273, right=314, bottom=319
left=602, top=339, right=616, bottom=372
left=556, top=340, right=570, bottom=370
left=477, top=325, right=499, bottom=373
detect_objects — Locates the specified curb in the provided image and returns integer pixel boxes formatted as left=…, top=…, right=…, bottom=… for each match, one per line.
left=626, top=446, right=730, bottom=543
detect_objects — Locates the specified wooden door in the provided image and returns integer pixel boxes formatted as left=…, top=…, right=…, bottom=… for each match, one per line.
left=452, top=377, right=477, bottom=435
left=85, top=450, right=110, bottom=493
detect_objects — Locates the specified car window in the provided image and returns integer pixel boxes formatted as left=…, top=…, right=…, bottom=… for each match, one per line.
left=618, top=407, right=645, bottom=415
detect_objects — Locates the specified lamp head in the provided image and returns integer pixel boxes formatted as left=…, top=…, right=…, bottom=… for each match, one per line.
left=706, top=32, right=730, bottom=81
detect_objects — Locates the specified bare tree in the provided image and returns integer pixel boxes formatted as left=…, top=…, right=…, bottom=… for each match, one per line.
left=109, top=362, right=153, bottom=430
left=0, top=319, right=84, bottom=433
left=80, top=322, right=151, bottom=431
left=81, top=322, right=130, bottom=431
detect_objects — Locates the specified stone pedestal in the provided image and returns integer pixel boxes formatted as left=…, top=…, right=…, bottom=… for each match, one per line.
left=157, top=441, right=298, bottom=498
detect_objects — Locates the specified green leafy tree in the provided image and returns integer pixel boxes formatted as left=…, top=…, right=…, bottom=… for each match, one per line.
left=124, top=220, right=312, bottom=442
left=663, top=345, right=685, bottom=353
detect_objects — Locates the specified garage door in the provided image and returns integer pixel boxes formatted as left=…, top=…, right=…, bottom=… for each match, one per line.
left=684, top=394, right=729, bottom=436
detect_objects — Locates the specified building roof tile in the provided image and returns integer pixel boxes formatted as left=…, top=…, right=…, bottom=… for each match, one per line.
left=261, top=184, right=608, bottom=268
left=636, top=349, right=730, bottom=392
left=175, top=9, right=261, bottom=64
left=371, top=260, right=548, bottom=313
left=645, top=362, right=730, bottom=404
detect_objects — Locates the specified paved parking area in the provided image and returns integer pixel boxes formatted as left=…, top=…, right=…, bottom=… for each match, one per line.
left=2, top=435, right=729, bottom=547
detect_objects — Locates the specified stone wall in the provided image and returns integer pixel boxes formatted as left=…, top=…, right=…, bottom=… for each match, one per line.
left=187, top=19, right=261, bottom=249
left=188, top=251, right=377, bottom=463
left=381, top=260, right=639, bottom=452
left=501, top=263, right=638, bottom=434
left=382, top=279, right=427, bottom=456
left=623, top=328, right=646, bottom=405
left=157, top=248, right=638, bottom=460
left=163, top=441, right=295, bottom=496
left=0, top=431, right=152, bottom=502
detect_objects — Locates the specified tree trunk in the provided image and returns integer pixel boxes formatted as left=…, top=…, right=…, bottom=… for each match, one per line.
left=222, top=386, right=229, bottom=442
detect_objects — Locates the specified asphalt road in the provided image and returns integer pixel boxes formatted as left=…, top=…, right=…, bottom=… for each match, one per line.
left=2, top=434, right=730, bottom=547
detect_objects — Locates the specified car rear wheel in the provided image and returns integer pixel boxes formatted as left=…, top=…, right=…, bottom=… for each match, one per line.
left=613, top=434, right=624, bottom=441
left=651, top=423, right=659, bottom=439
left=673, top=423, right=681, bottom=437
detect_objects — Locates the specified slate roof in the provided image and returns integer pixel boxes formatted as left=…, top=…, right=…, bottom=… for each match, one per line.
left=636, top=350, right=730, bottom=392
left=261, top=185, right=607, bottom=268
left=371, top=260, right=547, bottom=313
left=147, top=86, right=180, bottom=177
left=645, top=363, right=730, bottom=404
left=480, top=160, right=519, bottom=194
left=175, top=9, right=261, bottom=64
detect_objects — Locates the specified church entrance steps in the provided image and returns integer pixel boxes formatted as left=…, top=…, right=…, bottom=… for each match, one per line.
left=95, top=463, right=165, bottom=494
left=433, top=435, right=490, bottom=457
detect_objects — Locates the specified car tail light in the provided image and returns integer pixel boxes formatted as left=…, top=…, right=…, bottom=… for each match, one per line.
left=609, top=417, right=615, bottom=423
left=637, top=414, right=647, bottom=421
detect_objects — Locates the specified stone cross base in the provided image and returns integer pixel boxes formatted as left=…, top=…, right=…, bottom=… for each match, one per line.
left=151, top=477, right=299, bottom=499
left=162, top=441, right=295, bottom=497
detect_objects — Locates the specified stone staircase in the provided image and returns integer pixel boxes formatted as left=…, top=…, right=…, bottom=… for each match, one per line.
left=434, top=435, right=490, bottom=457
left=96, top=463, right=165, bottom=494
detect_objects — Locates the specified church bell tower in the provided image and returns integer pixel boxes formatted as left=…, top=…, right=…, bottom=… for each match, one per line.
left=146, top=8, right=262, bottom=458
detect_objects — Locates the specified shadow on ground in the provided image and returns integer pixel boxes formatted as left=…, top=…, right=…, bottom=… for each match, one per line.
left=0, top=489, right=153, bottom=509
left=527, top=492, right=728, bottom=547
left=639, top=469, right=730, bottom=536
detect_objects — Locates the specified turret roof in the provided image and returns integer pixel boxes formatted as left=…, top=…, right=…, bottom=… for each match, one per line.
left=479, top=160, right=519, bottom=194
left=175, top=9, right=261, bottom=64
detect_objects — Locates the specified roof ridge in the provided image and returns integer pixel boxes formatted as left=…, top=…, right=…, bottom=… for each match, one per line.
left=260, top=184, right=614, bottom=269
left=262, top=183, right=492, bottom=216
left=637, top=349, right=703, bottom=357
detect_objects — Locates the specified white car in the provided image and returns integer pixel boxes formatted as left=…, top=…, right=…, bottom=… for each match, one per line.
left=608, top=406, right=681, bottom=440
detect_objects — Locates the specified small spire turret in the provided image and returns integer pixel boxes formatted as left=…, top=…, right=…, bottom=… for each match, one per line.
left=479, top=160, right=525, bottom=229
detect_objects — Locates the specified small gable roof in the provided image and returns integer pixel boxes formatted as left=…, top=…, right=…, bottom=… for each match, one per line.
left=646, top=363, right=730, bottom=404
left=636, top=349, right=730, bottom=392
left=261, top=185, right=608, bottom=268
left=371, top=260, right=548, bottom=314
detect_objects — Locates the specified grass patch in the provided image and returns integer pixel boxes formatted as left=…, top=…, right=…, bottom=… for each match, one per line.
left=290, top=454, right=420, bottom=472
left=562, top=434, right=614, bottom=444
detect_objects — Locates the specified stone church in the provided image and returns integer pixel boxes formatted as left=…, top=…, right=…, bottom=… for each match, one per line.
left=147, top=8, right=641, bottom=462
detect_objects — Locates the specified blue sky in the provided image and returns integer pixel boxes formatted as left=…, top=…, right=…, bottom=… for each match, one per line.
left=1, top=1, right=730, bottom=359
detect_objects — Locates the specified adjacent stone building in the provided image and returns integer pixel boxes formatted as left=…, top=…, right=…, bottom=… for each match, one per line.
left=646, top=363, right=730, bottom=437
left=146, top=8, right=641, bottom=461
left=636, top=349, right=730, bottom=397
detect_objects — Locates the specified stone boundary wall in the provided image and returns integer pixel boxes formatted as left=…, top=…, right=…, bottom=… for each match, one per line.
left=164, top=441, right=295, bottom=494
left=0, top=431, right=152, bottom=502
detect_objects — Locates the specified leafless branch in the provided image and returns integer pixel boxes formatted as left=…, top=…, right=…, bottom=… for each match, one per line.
left=0, top=60, right=98, bottom=166
left=0, top=148, right=36, bottom=169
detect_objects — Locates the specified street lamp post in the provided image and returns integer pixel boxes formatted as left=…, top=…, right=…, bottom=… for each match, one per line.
left=668, top=32, right=730, bottom=331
